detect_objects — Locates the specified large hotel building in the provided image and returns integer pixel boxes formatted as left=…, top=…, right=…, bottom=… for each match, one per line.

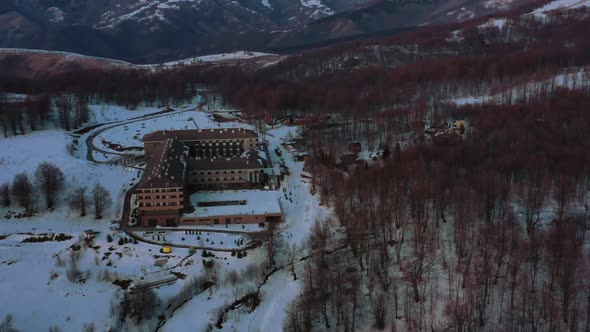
left=133, top=128, right=282, bottom=227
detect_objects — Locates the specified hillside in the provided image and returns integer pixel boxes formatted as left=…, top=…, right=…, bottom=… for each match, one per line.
left=0, top=0, right=531, bottom=62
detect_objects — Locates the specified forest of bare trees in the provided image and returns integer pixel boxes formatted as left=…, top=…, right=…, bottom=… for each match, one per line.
left=283, top=87, right=590, bottom=331
left=0, top=94, right=90, bottom=137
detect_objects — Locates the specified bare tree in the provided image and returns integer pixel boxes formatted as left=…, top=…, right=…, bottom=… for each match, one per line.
left=402, top=225, right=435, bottom=303
left=121, top=288, right=160, bottom=324
left=286, top=243, right=298, bottom=281
left=12, top=172, right=33, bottom=212
left=370, top=292, right=387, bottom=330
left=34, top=162, right=65, bottom=210
left=0, top=182, right=10, bottom=207
left=92, top=183, right=112, bottom=219
left=0, top=314, right=18, bottom=332
left=69, top=186, right=89, bottom=217
left=265, top=221, right=279, bottom=268
left=553, top=175, right=576, bottom=220
left=516, top=174, right=550, bottom=237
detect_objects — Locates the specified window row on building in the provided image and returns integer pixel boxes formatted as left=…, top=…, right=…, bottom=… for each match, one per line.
left=137, top=194, right=183, bottom=199
left=136, top=188, right=182, bottom=194
left=139, top=201, right=179, bottom=207
left=191, top=170, right=245, bottom=175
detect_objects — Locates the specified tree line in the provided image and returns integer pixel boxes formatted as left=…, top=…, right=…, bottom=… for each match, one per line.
left=1, top=162, right=112, bottom=219
left=0, top=94, right=90, bottom=138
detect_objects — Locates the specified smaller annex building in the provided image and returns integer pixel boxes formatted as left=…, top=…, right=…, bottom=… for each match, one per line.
left=182, top=190, right=283, bottom=225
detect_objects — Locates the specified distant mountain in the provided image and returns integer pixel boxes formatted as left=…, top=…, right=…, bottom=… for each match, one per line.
left=0, top=0, right=533, bottom=63
left=267, top=0, right=534, bottom=51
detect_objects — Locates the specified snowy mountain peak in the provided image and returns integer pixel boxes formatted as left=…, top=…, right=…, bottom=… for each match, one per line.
left=531, top=0, right=590, bottom=14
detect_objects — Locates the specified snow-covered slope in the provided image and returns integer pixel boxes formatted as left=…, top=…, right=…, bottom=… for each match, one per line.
left=158, top=51, right=276, bottom=66
left=531, top=0, right=590, bottom=14
left=0, top=48, right=284, bottom=78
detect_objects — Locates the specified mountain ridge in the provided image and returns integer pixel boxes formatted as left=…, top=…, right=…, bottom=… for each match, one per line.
left=0, top=0, right=542, bottom=63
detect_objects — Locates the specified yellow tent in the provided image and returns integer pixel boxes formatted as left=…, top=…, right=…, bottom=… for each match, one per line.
left=161, top=246, right=172, bottom=254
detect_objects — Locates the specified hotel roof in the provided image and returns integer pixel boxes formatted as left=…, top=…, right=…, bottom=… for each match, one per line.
left=143, top=128, right=258, bottom=142
left=136, top=138, right=186, bottom=189
left=184, top=190, right=282, bottom=218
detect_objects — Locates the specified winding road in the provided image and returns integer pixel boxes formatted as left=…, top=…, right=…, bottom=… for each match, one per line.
left=84, top=107, right=198, bottom=163
left=83, top=93, right=208, bottom=163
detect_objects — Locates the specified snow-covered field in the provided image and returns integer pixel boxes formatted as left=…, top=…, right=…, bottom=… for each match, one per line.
left=155, top=51, right=276, bottom=67
left=0, top=130, right=133, bottom=203
left=0, top=129, right=139, bottom=330
left=133, top=229, right=251, bottom=249
left=88, top=104, right=167, bottom=123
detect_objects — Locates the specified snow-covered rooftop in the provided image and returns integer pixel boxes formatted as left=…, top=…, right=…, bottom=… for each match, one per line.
left=185, top=190, right=282, bottom=218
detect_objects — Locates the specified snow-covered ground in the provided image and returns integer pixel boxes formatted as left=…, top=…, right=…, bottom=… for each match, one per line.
left=450, top=67, right=590, bottom=105
left=138, top=51, right=277, bottom=69
left=88, top=104, right=167, bottom=123
left=133, top=229, right=251, bottom=249
left=531, top=0, right=590, bottom=14
left=300, top=0, right=334, bottom=17
left=0, top=129, right=142, bottom=330
left=156, top=223, right=263, bottom=232
left=0, top=130, right=133, bottom=203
